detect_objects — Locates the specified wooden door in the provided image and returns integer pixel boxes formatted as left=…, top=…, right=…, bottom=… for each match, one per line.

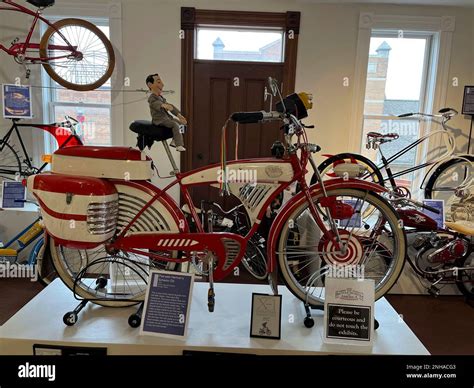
left=190, top=62, right=283, bottom=205
left=181, top=8, right=300, bottom=208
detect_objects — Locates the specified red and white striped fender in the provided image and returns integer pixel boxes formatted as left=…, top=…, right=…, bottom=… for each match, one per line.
left=266, top=178, right=387, bottom=272
left=109, top=180, right=189, bottom=235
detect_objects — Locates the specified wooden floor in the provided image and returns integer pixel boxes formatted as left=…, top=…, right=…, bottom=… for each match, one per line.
left=0, top=278, right=472, bottom=355
left=386, top=294, right=474, bottom=355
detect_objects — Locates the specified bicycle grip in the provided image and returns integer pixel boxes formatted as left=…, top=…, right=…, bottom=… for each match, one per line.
left=398, top=113, right=413, bottom=118
left=231, top=111, right=264, bottom=124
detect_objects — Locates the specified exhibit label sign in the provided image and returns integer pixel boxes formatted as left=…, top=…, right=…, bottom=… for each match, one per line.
left=1, top=181, right=25, bottom=209
left=422, top=199, right=445, bottom=228
left=324, top=277, right=375, bottom=346
left=250, top=293, right=282, bottom=339
left=140, top=270, right=194, bottom=339
left=2, top=84, right=32, bottom=119
left=462, top=85, right=474, bottom=115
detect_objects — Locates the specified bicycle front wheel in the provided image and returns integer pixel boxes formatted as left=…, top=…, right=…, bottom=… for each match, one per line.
left=0, top=140, right=22, bottom=181
left=425, top=155, right=474, bottom=222
left=40, top=18, right=115, bottom=91
left=276, top=188, right=406, bottom=306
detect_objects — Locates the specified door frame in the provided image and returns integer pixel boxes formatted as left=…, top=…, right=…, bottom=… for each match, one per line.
left=180, top=7, right=300, bottom=173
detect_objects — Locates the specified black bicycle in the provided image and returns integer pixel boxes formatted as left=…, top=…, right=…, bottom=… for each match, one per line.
left=0, top=116, right=82, bottom=180
left=315, top=108, right=473, bottom=221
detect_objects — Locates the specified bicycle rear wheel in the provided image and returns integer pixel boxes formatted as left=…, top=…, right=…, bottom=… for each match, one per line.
left=425, top=156, right=474, bottom=221
left=0, top=140, right=22, bottom=181
left=315, top=153, right=384, bottom=186
left=276, top=188, right=406, bottom=306
left=40, top=18, right=115, bottom=91
left=456, top=253, right=474, bottom=298
left=241, top=237, right=268, bottom=280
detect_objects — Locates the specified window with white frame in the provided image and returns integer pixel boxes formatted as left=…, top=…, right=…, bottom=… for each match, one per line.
left=361, top=31, right=435, bottom=192
left=42, top=19, right=112, bottom=150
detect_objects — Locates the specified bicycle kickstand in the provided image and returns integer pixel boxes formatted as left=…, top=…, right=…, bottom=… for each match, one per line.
left=62, top=277, right=108, bottom=327
left=207, top=254, right=215, bottom=312
left=128, top=301, right=145, bottom=328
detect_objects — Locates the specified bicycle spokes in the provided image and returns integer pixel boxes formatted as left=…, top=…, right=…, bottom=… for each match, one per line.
left=277, top=189, right=405, bottom=305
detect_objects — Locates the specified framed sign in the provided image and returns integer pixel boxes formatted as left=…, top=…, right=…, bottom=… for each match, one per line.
left=324, top=277, right=375, bottom=346
left=422, top=199, right=445, bottom=229
left=462, top=85, right=474, bottom=115
left=2, top=84, right=32, bottom=119
left=1, top=181, right=25, bottom=209
left=140, top=270, right=194, bottom=339
left=250, top=293, right=282, bottom=340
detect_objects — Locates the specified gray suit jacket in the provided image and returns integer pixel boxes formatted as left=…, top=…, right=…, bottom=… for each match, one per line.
left=148, top=93, right=181, bottom=125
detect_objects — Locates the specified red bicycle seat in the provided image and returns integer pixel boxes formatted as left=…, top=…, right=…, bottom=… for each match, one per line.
left=367, top=132, right=399, bottom=141
left=54, top=146, right=144, bottom=161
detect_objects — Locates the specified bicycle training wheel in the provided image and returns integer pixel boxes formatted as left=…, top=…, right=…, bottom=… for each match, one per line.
left=40, top=18, right=115, bottom=91
left=276, top=188, right=406, bottom=306
left=50, top=239, right=177, bottom=307
left=425, top=155, right=474, bottom=222
left=0, top=141, right=22, bottom=181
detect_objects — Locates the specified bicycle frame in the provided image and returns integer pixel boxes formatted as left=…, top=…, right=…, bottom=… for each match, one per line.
left=0, top=118, right=83, bottom=175
left=0, top=216, right=43, bottom=260
left=0, top=0, right=77, bottom=62
left=372, top=126, right=455, bottom=189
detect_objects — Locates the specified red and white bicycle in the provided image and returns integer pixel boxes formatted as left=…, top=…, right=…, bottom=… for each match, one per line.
left=28, top=78, right=406, bottom=314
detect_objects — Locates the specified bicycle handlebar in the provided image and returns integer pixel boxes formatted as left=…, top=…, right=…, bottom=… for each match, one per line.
left=398, top=107, right=458, bottom=120
left=231, top=111, right=281, bottom=124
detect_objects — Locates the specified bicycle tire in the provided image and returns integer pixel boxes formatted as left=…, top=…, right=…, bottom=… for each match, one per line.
left=314, top=153, right=384, bottom=187
left=455, top=251, right=474, bottom=298
left=33, top=238, right=58, bottom=286
left=276, top=188, right=406, bottom=306
left=241, top=237, right=268, bottom=280
left=40, top=18, right=115, bottom=91
left=50, top=239, right=151, bottom=307
left=0, top=140, right=22, bottom=180
left=424, top=155, right=474, bottom=198
left=424, top=155, right=474, bottom=221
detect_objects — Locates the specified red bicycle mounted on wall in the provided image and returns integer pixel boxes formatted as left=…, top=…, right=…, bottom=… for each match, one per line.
left=28, top=78, right=406, bottom=325
left=0, top=0, right=115, bottom=91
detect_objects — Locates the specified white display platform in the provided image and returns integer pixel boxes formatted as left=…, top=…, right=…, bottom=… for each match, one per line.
left=0, top=279, right=429, bottom=355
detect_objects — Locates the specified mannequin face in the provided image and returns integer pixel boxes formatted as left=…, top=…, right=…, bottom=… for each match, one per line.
left=148, top=74, right=164, bottom=94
